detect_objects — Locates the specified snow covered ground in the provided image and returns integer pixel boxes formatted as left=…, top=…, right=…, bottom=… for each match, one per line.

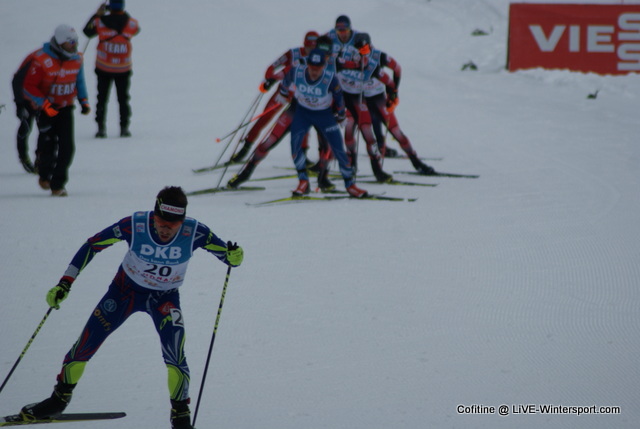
left=1, top=0, right=639, bottom=428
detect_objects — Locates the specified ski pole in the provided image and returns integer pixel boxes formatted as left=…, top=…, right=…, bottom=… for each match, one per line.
left=204, top=92, right=264, bottom=175
left=214, top=101, right=288, bottom=189
left=215, top=99, right=282, bottom=143
left=218, top=93, right=266, bottom=169
left=192, top=265, right=232, bottom=427
left=352, top=59, right=366, bottom=178
left=214, top=92, right=264, bottom=144
left=0, top=308, right=53, bottom=395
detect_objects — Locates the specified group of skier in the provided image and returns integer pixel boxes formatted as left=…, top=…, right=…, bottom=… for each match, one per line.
left=224, top=15, right=436, bottom=198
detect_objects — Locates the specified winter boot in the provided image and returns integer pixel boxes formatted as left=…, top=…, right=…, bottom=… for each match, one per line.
left=20, top=381, right=75, bottom=421
left=317, top=168, right=335, bottom=192
left=370, top=159, right=393, bottom=183
left=346, top=183, right=368, bottom=198
left=292, top=179, right=310, bottom=197
left=95, top=124, right=106, bottom=138
left=409, top=154, right=436, bottom=175
left=230, top=140, right=252, bottom=163
left=170, top=399, right=194, bottom=429
left=120, top=125, right=131, bottom=138
left=51, top=188, right=68, bottom=197
left=227, top=162, right=257, bottom=188
left=38, top=177, right=51, bottom=190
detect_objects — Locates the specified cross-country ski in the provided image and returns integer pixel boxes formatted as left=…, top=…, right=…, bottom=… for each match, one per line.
left=0, top=412, right=126, bottom=427
left=248, top=193, right=417, bottom=206
left=186, top=185, right=265, bottom=196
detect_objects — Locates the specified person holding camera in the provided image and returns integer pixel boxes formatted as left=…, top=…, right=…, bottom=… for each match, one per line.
left=83, top=0, right=140, bottom=138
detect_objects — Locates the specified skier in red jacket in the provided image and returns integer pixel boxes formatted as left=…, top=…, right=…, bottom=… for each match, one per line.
left=344, top=33, right=436, bottom=175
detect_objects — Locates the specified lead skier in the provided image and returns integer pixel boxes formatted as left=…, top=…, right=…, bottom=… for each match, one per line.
left=281, top=48, right=368, bottom=198
left=18, top=186, right=244, bottom=429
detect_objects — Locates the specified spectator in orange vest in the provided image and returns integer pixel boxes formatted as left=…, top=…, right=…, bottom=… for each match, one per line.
left=22, top=24, right=91, bottom=197
left=83, top=0, right=140, bottom=138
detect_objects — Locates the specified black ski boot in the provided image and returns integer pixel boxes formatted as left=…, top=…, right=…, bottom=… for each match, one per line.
left=308, top=160, right=321, bottom=173
left=230, top=139, right=252, bottom=163
left=409, top=154, right=436, bottom=175
left=371, top=158, right=393, bottom=183
left=170, top=399, right=194, bottom=429
left=227, top=161, right=257, bottom=188
left=20, top=381, right=75, bottom=421
left=382, top=146, right=399, bottom=158
left=317, top=168, right=335, bottom=192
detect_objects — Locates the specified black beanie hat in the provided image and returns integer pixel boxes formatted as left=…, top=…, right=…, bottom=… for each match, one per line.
left=335, top=15, right=351, bottom=29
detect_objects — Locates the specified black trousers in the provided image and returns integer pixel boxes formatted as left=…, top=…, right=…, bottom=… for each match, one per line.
left=95, top=69, right=132, bottom=129
left=36, top=106, right=75, bottom=191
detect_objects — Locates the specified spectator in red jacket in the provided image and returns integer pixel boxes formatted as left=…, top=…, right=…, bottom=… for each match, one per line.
left=22, top=24, right=91, bottom=196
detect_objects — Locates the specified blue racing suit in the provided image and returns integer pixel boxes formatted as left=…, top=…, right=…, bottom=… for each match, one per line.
left=55, top=211, right=237, bottom=401
left=281, top=64, right=353, bottom=186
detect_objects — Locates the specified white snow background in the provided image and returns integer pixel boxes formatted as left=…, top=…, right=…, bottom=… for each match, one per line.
left=1, top=0, right=639, bottom=428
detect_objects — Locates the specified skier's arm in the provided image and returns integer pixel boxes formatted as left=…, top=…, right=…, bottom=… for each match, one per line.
left=329, top=75, right=345, bottom=115
left=194, top=223, right=243, bottom=267
left=264, top=50, right=292, bottom=81
left=76, top=63, right=90, bottom=111
left=380, top=52, right=401, bottom=90
left=277, top=68, right=296, bottom=102
left=47, top=217, right=131, bottom=309
left=22, top=59, right=47, bottom=110
left=62, top=217, right=131, bottom=283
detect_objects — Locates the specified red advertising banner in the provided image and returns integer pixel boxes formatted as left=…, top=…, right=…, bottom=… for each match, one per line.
left=508, top=3, right=640, bottom=74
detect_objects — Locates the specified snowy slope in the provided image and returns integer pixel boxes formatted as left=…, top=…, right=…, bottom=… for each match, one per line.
left=1, top=0, right=639, bottom=428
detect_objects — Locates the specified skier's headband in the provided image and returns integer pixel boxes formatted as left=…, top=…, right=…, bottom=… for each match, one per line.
left=154, top=201, right=186, bottom=222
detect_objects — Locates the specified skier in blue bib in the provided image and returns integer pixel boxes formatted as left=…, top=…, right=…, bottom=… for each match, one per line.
left=280, top=48, right=368, bottom=198
left=19, top=186, right=244, bottom=429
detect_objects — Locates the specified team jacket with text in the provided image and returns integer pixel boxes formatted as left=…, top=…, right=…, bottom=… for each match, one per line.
left=22, top=43, right=88, bottom=109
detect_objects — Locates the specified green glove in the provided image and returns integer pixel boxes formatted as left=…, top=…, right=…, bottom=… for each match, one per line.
left=46, top=279, right=72, bottom=309
left=226, top=241, right=244, bottom=266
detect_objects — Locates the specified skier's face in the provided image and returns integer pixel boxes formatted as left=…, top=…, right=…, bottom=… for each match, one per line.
left=153, top=215, right=183, bottom=242
left=307, top=64, right=324, bottom=80
left=61, top=40, right=78, bottom=54
left=336, top=27, right=351, bottom=43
